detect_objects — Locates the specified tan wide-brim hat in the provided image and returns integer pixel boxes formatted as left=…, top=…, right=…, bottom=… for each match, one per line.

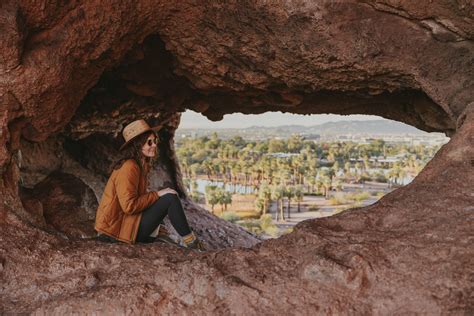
left=120, top=119, right=163, bottom=150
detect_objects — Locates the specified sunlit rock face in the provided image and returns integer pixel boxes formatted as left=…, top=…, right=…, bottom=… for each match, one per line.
left=0, top=0, right=473, bottom=314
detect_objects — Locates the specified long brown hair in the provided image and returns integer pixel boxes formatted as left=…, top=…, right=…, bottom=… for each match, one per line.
left=110, top=131, right=157, bottom=174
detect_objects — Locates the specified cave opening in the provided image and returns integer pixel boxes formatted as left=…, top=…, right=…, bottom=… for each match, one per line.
left=175, top=110, right=450, bottom=239
left=15, top=104, right=450, bottom=246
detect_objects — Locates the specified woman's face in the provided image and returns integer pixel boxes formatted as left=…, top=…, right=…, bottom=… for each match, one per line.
left=141, top=133, right=158, bottom=158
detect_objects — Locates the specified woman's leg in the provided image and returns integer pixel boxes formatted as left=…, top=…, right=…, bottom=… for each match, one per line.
left=135, top=193, right=192, bottom=242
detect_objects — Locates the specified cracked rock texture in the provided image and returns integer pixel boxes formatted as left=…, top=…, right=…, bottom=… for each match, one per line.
left=0, top=0, right=473, bottom=314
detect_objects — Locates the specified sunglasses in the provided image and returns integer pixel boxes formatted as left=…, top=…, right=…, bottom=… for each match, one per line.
left=146, top=138, right=159, bottom=146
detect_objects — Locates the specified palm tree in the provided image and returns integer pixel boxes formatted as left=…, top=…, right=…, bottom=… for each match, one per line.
left=363, top=155, right=370, bottom=171
left=232, top=163, right=242, bottom=192
left=387, top=166, right=400, bottom=188
left=271, top=185, right=285, bottom=221
left=398, top=168, right=407, bottom=185
left=285, top=186, right=295, bottom=219
left=203, top=160, right=213, bottom=180
left=189, top=163, right=200, bottom=179
left=332, top=160, right=340, bottom=174
left=307, top=173, right=317, bottom=193
left=217, top=159, right=227, bottom=183
left=344, top=161, right=352, bottom=178
left=257, top=183, right=272, bottom=215
left=204, top=185, right=220, bottom=214
left=255, top=197, right=266, bottom=215
left=294, top=185, right=304, bottom=212
left=315, top=177, right=324, bottom=195
left=321, top=175, right=332, bottom=199
left=221, top=191, right=233, bottom=212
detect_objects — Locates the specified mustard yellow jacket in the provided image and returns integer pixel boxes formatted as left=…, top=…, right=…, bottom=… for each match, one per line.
left=95, top=159, right=159, bottom=243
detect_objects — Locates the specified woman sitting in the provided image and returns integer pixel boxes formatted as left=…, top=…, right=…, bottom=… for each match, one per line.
left=94, top=119, right=205, bottom=251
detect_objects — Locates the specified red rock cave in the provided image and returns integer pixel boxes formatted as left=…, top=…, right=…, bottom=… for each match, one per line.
left=0, top=1, right=473, bottom=314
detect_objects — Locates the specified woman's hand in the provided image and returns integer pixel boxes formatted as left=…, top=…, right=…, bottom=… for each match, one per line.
left=157, top=188, right=178, bottom=197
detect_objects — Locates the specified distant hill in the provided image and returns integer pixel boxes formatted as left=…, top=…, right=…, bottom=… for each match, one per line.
left=299, top=120, right=423, bottom=135
left=176, top=119, right=444, bottom=140
left=176, top=119, right=434, bottom=139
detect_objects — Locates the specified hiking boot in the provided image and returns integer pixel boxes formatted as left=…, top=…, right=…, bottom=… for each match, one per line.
left=155, top=235, right=186, bottom=248
left=186, top=238, right=206, bottom=252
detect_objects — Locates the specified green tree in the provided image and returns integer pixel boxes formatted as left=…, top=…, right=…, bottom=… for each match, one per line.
left=255, top=196, right=266, bottom=214
left=220, top=191, right=233, bottom=212
left=294, top=185, right=304, bottom=213
left=271, top=185, right=285, bottom=221
left=288, top=134, right=303, bottom=153
left=257, top=183, right=272, bottom=215
left=285, top=186, right=295, bottom=219
left=321, top=175, right=332, bottom=199
left=268, top=139, right=286, bottom=153
left=204, top=185, right=220, bottom=213
left=190, top=191, right=203, bottom=203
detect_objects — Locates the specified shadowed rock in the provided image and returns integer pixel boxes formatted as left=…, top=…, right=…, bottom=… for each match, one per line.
left=20, top=171, right=98, bottom=239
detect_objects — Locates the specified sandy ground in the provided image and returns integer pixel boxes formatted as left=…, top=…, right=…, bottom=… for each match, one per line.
left=270, top=182, right=392, bottom=231
left=199, top=181, right=395, bottom=235
left=271, top=195, right=381, bottom=231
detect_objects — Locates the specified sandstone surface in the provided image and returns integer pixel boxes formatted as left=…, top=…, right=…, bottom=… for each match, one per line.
left=0, top=1, right=473, bottom=314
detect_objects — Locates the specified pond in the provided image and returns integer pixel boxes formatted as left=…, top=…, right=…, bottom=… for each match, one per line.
left=187, top=170, right=413, bottom=195
left=190, top=178, right=256, bottom=194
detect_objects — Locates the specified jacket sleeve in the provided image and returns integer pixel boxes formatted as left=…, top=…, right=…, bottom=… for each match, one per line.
left=115, top=161, right=159, bottom=215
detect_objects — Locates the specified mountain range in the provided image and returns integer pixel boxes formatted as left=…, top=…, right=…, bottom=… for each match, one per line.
left=178, top=120, right=429, bottom=136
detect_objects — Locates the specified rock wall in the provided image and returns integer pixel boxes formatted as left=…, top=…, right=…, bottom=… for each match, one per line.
left=0, top=0, right=473, bottom=313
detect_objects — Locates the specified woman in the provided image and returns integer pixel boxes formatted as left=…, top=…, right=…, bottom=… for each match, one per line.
left=94, top=119, right=205, bottom=251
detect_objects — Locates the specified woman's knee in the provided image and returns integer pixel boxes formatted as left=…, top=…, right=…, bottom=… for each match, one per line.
left=160, top=192, right=179, bottom=203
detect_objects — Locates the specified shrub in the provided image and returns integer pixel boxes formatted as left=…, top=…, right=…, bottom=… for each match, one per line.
left=262, top=225, right=279, bottom=237
left=259, top=214, right=273, bottom=230
left=352, top=192, right=370, bottom=202
left=236, top=219, right=262, bottom=235
left=372, top=172, right=387, bottom=183
left=190, top=191, right=204, bottom=203
left=329, top=193, right=347, bottom=205
left=259, top=214, right=279, bottom=237
left=219, top=211, right=241, bottom=223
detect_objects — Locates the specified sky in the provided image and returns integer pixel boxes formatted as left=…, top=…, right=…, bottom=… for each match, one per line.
left=178, top=110, right=383, bottom=129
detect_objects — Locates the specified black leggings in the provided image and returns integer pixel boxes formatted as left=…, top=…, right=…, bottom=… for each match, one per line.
left=135, top=193, right=192, bottom=242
